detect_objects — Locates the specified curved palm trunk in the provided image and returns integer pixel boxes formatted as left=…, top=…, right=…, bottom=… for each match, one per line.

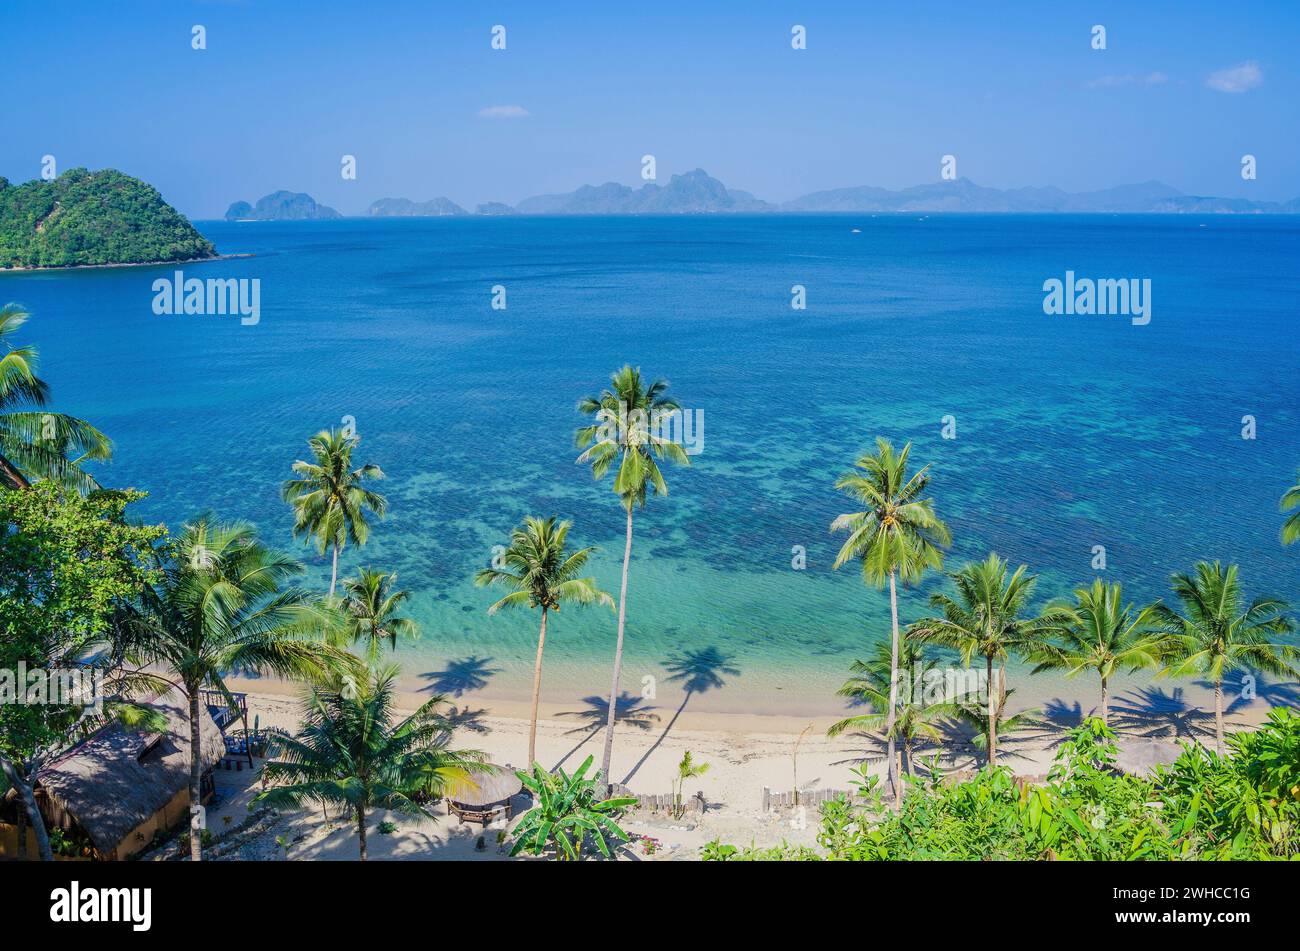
left=884, top=570, right=901, bottom=806
left=1213, top=677, right=1224, bottom=754
left=329, top=544, right=340, bottom=597
left=0, top=758, right=51, bottom=861
left=599, top=506, right=634, bottom=790
left=1100, top=676, right=1109, bottom=727
left=985, top=654, right=998, bottom=768
left=0, top=454, right=30, bottom=490
left=903, top=735, right=915, bottom=777
left=357, top=805, right=367, bottom=861
left=527, top=608, right=549, bottom=768
left=188, top=689, right=204, bottom=862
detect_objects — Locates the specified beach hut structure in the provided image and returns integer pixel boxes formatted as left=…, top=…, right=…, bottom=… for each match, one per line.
left=0, top=690, right=225, bottom=860
left=445, top=765, right=524, bottom=827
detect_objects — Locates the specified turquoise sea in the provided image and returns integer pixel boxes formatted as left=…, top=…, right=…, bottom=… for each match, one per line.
left=6, top=215, right=1299, bottom=716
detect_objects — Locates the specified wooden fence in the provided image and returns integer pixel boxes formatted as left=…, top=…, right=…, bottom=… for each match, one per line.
left=609, top=784, right=705, bottom=814
left=761, top=786, right=851, bottom=813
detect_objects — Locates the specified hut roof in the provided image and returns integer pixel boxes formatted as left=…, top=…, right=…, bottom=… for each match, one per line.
left=34, top=689, right=225, bottom=855
left=447, top=765, right=523, bottom=807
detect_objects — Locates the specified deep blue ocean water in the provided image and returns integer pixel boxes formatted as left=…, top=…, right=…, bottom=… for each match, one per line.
left=5, top=214, right=1299, bottom=714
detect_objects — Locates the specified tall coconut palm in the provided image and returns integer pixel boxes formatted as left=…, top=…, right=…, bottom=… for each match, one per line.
left=282, top=428, right=387, bottom=596
left=1154, top=561, right=1297, bottom=753
left=575, top=366, right=689, bottom=786
left=828, top=641, right=957, bottom=776
left=0, top=303, right=111, bottom=492
left=336, top=568, right=419, bottom=662
left=1030, top=579, right=1171, bottom=725
left=254, top=665, right=486, bottom=860
left=908, top=554, right=1068, bottom=768
left=831, top=438, right=949, bottom=804
left=476, top=516, right=613, bottom=768
left=118, top=517, right=349, bottom=861
left=1280, top=469, right=1300, bottom=546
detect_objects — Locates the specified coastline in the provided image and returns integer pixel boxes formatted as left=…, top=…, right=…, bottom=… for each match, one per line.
left=0, top=252, right=252, bottom=274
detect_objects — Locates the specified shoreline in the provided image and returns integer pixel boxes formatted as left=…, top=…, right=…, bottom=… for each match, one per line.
left=0, top=252, right=252, bottom=274
left=228, top=669, right=1277, bottom=739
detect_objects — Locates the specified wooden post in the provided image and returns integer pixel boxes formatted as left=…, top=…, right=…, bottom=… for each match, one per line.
left=761, top=786, right=770, bottom=812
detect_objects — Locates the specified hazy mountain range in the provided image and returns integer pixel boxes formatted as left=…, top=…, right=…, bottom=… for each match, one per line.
left=229, top=170, right=1300, bottom=219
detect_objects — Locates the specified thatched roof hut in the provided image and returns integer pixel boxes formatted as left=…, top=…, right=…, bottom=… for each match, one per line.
left=23, top=690, right=225, bottom=859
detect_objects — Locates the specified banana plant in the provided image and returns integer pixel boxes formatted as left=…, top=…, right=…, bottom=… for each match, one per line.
left=510, top=755, right=636, bottom=861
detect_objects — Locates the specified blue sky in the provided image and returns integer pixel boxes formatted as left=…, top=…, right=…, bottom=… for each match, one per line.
left=3, top=0, right=1297, bottom=217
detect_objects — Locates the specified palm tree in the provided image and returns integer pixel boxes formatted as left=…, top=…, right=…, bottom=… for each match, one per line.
left=118, top=517, right=349, bottom=861
left=907, top=554, right=1068, bottom=768
left=830, top=438, right=949, bottom=804
left=336, top=568, right=419, bottom=662
left=475, top=516, right=613, bottom=767
left=1030, top=579, right=1171, bottom=725
left=828, top=641, right=957, bottom=776
left=282, top=428, right=387, bottom=596
left=1280, top=469, right=1300, bottom=546
left=575, top=365, right=689, bottom=786
left=672, top=751, right=710, bottom=819
left=0, top=303, right=111, bottom=492
left=254, top=665, right=486, bottom=860
left=1154, top=561, right=1298, bottom=753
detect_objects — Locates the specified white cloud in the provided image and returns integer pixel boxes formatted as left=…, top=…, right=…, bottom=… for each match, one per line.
left=1206, top=61, right=1263, bottom=93
left=1084, top=72, right=1168, bottom=90
left=477, top=105, right=530, bottom=119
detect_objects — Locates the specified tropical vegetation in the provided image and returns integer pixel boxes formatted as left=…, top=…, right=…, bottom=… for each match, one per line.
left=575, top=365, right=689, bottom=787
left=831, top=438, right=950, bottom=805
left=253, top=665, right=486, bottom=860
left=509, top=755, right=636, bottom=860
left=475, top=515, right=612, bottom=767
left=0, top=169, right=216, bottom=269
left=282, top=427, right=387, bottom=596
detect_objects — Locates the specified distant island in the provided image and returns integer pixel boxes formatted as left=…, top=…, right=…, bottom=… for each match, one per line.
left=367, top=197, right=467, bottom=217
left=0, top=169, right=216, bottom=270
left=227, top=169, right=1300, bottom=219
left=225, top=191, right=341, bottom=221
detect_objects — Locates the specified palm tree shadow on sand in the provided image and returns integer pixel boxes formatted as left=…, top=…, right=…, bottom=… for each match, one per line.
left=441, top=704, right=491, bottom=735
left=620, top=647, right=740, bottom=786
left=552, top=693, right=660, bottom=771
left=419, top=655, right=501, bottom=697
left=1215, top=674, right=1300, bottom=718
left=1109, top=687, right=1216, bottom=742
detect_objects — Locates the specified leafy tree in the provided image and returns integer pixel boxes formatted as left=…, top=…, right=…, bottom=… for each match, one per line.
left=510, top=755, right=636, bottom=860
left=831, top=438, right=949, bottom=804
left=282, top=428, right=387, bottom=596
left=0, top=484, right=164, bottom=860
left=336, top=568, right=418, bottom=662
left=1031, top=579, right=1171, bottom=725
left=908, top=554, right=1070, bottom=767
left=575, top=365, right=689, bottom=787
left=1155, top=561, right=1297, bottom=753
left=0, top=304, right=111, bottom=492
left=828, top=641, right=956, bottom=776
left=254, top=665, right=486, bottom=861
left=117, top=517, right=350, bottom=861
left=475, top=516, right=612, bottom=767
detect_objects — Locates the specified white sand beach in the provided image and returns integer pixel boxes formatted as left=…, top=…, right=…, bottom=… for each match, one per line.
left=187, top=679, right=1282, bottom=862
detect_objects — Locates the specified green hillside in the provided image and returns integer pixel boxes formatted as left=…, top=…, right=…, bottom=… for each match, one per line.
left=0, top=168, right=215, bottom=269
